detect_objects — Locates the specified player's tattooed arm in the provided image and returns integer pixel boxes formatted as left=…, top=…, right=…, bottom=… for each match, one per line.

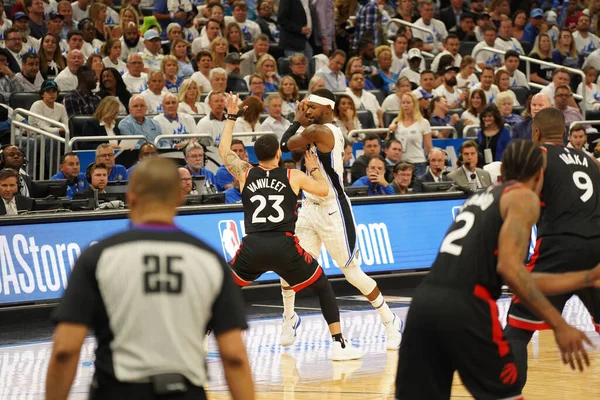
left=222, top=150, right=251, bottom=181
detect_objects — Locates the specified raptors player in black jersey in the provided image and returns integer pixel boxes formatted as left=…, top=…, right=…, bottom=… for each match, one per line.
left=396, top=140, right=600, bottom=400
left=218, top=93, right=361, bottom=361
left=505, top=108, right=600, bottom=389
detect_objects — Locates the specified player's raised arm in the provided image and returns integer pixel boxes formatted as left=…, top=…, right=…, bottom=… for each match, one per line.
left=219, top=93, right=252, bottom=185
left=498, top=188, right=593, bottom=371
left=290, top=150, right=329, bottom=197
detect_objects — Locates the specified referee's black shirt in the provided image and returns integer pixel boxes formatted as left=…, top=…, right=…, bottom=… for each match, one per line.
left=52, top=224, right=248, bottom=386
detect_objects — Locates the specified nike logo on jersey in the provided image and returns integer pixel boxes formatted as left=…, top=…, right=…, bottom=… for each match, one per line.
left=328, top=211, right=337, bottom=216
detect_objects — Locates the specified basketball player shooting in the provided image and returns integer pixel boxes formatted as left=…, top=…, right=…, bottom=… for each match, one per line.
left=278, top=88, right=402, bottom=349
left=218, top=93, right=362, bottom=361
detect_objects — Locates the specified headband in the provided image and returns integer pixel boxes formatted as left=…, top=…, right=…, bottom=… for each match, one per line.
left=307, top=94, right=335, bottom=109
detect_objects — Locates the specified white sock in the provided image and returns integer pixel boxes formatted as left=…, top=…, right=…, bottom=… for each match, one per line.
left=282, top=289, right=296, bottom=319
left=370, top=294, right=394, bottom=324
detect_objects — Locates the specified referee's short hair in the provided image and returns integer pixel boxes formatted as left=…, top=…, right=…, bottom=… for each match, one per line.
left=128, top=158, right=181, bottom=206
left=254, top=134, right=280, bottom=161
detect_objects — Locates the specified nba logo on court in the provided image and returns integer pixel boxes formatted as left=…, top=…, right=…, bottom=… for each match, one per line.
left=219, top=220, right=242, bottom=262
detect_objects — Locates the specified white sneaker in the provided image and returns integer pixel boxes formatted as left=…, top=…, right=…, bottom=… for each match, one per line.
left=331, top=340, right=363, bottom=361
left=384, top=313, right=404, bottom=350
left=281, top=312, right=301, bottom=347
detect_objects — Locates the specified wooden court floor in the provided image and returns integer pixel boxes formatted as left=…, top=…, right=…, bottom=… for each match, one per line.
left=0, top=298, right=598, bottom=399
left=205, top=298, right=600, bottom=400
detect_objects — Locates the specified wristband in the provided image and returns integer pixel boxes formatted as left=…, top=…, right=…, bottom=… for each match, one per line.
left=309, top=167, right=320, bottom=175
left=226, top=114, right=238, bottom=121
left=170, top=12, right=175, bottom=19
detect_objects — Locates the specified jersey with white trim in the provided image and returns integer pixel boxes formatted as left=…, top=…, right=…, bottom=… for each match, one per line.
left=424, top=183, right=513, bottom=300
left=304, top=122, right=346, bottom=202
left=52, top=226, right=247, bottom=386
left=242, top=166, right=298, bottom=234
left=537, top=144, right=600, bottom=238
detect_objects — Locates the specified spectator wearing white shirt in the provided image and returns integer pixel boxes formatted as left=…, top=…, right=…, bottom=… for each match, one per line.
left=472, top=27, right=502, bottom=70
left=203, top=68, right=229, bottom=105
left=456, top=55, right=479, bottom=89
left=196, top=90, right=226, bottom=146
left=191, top=19, right=221, bottom=55
left=412, top=0, right=447, bottom=53
left=29, top=79, right=69, bottom=135
left=190, top=50, right=213, bottom=93
left=399, top=48, right=423, bottom=86
left=494, top=69, right=520, bottom=107
left=573, top=13, right=600, bottom=57
left=152, top=93, right=199, bottom=149
left=120, top=22, right=145, bottom=62
left=79, top=19, right=103, bottom=58
left=65, top=30, right=85, bottom=55
left=390, top=34, right=409, bottom=75
left=12, top=52, right=44, bottom=92
left=224, top=1, right=261, bottom=44
left=577, top=66, right=600, bottom=111
left=122, top=53, right=148, bottom=93
left=461, top=88, right=485, bottom=126
left=140, top=70, right=168, bottom=113
left=387, top=91, right=433, bottom=177
left=70, top=0, right=90, bottom=22
left=54, top=49, right=83, bottom=91
left=178, top=78, right=210, bottom=115
left=233, top=95, right=264, bottom=146
left=430, top=34, right=462, bottom=73
left=382, top=77, right=412, bottom=112
left=139, top=29, right=164, bottom=72
left=345, top=72, right=383, bottom=128
left=433, top=64, right=467, bottom=109
left=498, top=50, right=529, bottom=88
left=260, top=94, right=290, bottom=141
left=540, top=68, right=576, bottom=107
left=494, top=17, right=524, bottom=55
left=470, top=66, right=499, bottom=104
left=102, top=37, right=127, bottom=75
left=568, top=124, right=593, bottom=156
left=314, top=49, right=347, bottom=92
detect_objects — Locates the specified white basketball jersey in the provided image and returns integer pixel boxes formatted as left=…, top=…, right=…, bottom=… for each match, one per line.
left=304, top=123, right=347, bottom=203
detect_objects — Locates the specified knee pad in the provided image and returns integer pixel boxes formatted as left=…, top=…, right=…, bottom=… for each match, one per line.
left=342, top=264, right=377, bottom=295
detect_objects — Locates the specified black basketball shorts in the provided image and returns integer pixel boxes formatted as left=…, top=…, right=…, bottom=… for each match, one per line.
left=507, top=235, right=600, bottom=333
left=229, top=232, right=323, bottom=292
left=396, top=283, right=523, bottom=400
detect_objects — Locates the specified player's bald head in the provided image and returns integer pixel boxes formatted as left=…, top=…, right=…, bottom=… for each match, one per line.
left=128, top=158, right=182, bottom=207
left=532, top=107, right=565, bottom=143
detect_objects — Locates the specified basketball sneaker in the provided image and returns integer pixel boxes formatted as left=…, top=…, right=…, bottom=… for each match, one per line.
left=332, top=339, right=363, bottom=361
left=384, top=313, right=403, bottom=350
left=280, top=312, right=301, bottom=347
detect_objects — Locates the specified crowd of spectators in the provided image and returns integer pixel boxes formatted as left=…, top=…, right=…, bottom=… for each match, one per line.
left=1, top=0, right=600, bottom=210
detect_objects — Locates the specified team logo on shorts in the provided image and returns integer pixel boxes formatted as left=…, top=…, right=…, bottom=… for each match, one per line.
left=218, top=220, right=241, bottom=262
left=500, top=362, right=518, bottom=385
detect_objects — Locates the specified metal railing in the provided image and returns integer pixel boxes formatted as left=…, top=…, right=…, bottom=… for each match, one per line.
left=385, top=18, right=439, bottom=54
left=463, top=124, right=480, bottom=138
left=10, top=108, right=69, bottom=180
left=348, top=128, right=389, bottom=140
left=472, top=46, right=587, bottom=118
left=231, top=131, right=275, bottom=139
left=431, top=126, right=457, bottom=139
left=69, top=135, right=149, bottom=150
left=568, top=120, right=600, bottom=131
left=153, top=133, right=213, bottom=147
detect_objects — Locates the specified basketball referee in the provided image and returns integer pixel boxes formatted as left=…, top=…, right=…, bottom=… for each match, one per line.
left=45, top=158, right=254, bottom=400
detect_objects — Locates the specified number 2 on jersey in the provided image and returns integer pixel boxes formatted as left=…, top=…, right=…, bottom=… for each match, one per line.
left=250, top=195, right=284, bottom=223
left=440, top=212, right=475, bottom=256
left=573, top=171, right=594, bottom=202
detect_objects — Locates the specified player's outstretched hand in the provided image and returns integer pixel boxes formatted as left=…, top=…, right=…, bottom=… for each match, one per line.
left=304, top=150, right=318, bottom=172
left=226, top=92, right=240, bottom=116
left=553, top=322, right=593, bottom=371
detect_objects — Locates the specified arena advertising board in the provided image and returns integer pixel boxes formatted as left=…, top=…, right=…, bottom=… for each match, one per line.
left=0, top=199, right=465, bottom=305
